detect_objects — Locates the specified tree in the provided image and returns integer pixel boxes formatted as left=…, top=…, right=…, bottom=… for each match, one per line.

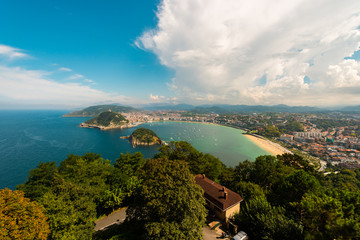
left=126, top=159, right=207, bottom=240
left=16, top=161, right=57, bottom=200
left=262, top=125, right=281, bottom=138
left=154, top=141, right=202, bottom=162
left=155, top=141, right=226, bottom=180
left=233, top=195, right=302, bottom=240
left=250, top=155, right=289, bottom=188
left=58, top=153, right=114, bottom=211
left=40, top=179, right=96, bottom=240
left=101, top=176, right=142, bottom=211
left=0, top=189, right=50, bottom=240
left=298, top=193, right=345, bottom=239
left=280, top=120, right=304, bottom=133
left=271, top=170, right=321, bottom=205
left=233, top=181, right=265, bottom=201
left=233, top=160, right=253, bottom=182
left=114, top=152, right=145, bottom=176
left=277, top=153, right=316, bottom=174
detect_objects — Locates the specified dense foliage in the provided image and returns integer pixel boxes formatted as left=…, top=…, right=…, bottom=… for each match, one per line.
left=309, top=118, right=357, bottom=130
left=85, top=111, right=128, bottom=127
left=260, top=125, right=282, bottom=138
left=131, top=127, right=160, bottom=144
left=227, top=154, right=360, bottom=240
left=6, top=141, right=360, bottom=240
left=154, top=141, right=227, bottom=181
left=280, top=120, right=304, bottom=133
left=126, top=158, right=207, bottom=239
left=17, top=153, right=143, bottom=239
left=0, top=189, right=50, bottom=240
left=64, top=105, right=136, bottom=117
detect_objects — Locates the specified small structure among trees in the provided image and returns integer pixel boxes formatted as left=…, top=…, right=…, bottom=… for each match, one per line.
left=195, top=174, right=243, bottom=222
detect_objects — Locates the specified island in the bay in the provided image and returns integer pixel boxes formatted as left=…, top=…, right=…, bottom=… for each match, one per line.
left=79, top=110, right=134, bottom=130
left=122, top=127, right=165, bottom=147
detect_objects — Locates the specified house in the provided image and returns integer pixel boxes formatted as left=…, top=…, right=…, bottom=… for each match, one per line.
left=195, top=174, right=243, bottom=222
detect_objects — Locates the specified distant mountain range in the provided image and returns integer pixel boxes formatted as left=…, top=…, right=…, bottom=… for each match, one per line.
left=141, top=104, right=322, bottom=113
left=141, top=103, right=194, bottom=111
left=340, top=105, right=360, bottom=112
left=64, top=103, right=360, bottom=116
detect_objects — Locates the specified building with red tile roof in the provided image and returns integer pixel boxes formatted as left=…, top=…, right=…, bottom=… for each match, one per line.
left=195, top=174, right=243, bottom=222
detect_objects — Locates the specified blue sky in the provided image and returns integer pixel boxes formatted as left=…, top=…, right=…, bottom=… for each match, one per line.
left=0, top=0, right=173, bottom=108
left=1, top=0, right=360, bottom=108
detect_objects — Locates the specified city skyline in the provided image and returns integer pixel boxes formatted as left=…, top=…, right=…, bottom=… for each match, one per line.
left=1, top=0, right=360, bottom=109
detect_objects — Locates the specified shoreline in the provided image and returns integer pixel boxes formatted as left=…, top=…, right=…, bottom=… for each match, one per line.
left=79, top=119, right=291, bottom=156
left=79, top=122, right=142, bottom=130
left=146, top=120, right=291, bottom=156
left=243, top=133, right=292, bottom=156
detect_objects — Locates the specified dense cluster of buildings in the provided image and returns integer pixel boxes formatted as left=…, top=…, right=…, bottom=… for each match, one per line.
left=122, top=110, right=360, bottom=169
left=122, top=111, right=218, bottom=124
left=279, top=127, right=360, bottom=169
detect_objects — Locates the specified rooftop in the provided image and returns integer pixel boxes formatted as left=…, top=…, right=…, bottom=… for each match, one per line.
left=195, top=174, right=243, bottom=211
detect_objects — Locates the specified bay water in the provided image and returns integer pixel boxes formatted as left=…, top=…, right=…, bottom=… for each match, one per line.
left=0, top=110, right=270, bottom=189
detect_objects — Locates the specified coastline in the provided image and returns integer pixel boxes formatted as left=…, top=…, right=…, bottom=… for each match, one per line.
left=79, top=122, right=142, bottom=130
left=243, top=133, right=291, bottom=156
left=79, top=118, right=291, bottom=157
left=147, top=120, right=291, bottom=156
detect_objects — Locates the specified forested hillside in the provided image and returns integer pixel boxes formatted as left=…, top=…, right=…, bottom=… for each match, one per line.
left=85, top=111, right=128, bottom=127
left=0, top=142, right=359, bottom=239
left=64, top=105, right=136, bottom=117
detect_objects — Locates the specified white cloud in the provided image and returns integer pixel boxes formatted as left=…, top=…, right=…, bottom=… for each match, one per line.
left=84, top=79, right=95, bottom=84
left=149, top=94, right=166, bottom=102
left=0, top=65, right=139, bottom=108
left=0, top=43, right=142, bottom=108
left=137, top=0, right=360, bottom=106
left=0, top=44, right=27, bottom=59
left=327, top=59, right=360, bottom=87
left=69, top=74, right=84, bottom=80
left=58, top=67, right=72, bottom=72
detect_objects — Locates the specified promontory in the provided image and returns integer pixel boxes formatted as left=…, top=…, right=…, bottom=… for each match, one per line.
left=63, top=104, right=136, bottom=117
left=122, top=127, right=165, bottom=147
left=79, top=111, right=132, bottom=130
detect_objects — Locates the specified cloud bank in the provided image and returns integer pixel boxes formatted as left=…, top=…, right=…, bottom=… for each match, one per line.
left=136, top=0, right=360, bottom=106
left=0, top=44, right=138, bottom=108
left=0, top=65, right=136, bottom=108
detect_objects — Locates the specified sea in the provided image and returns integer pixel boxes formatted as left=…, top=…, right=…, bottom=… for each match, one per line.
left=0, top=110, right=270, bottom=189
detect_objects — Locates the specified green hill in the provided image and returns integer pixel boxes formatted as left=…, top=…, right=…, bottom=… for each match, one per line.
left=130, top=128, right=162, bottom=146
left=63, top=105, right=136, bottom=117
left=84, top=111, right=128, bottom=127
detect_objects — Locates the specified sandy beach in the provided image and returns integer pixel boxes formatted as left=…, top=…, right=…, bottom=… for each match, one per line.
left=244, top=134, right=291, bottom=156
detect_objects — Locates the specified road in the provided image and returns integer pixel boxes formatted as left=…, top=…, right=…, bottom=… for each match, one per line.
left=94, top=208, right=127, bottom=231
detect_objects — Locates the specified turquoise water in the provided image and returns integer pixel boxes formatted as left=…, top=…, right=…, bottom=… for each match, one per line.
left=0, top=111, right=270, bottom=189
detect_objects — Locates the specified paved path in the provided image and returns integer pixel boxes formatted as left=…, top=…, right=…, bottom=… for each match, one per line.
left=94, top=208, right=127, bottom=231
left=203, top=226, right=230, bottom=240
left=203, top=226, right=219, bottom=240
